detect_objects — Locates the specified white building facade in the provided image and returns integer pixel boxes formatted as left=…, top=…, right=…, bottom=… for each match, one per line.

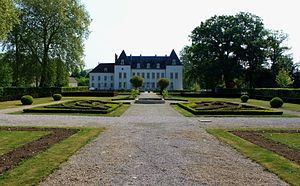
left=89, top=50, right=183, bottom=91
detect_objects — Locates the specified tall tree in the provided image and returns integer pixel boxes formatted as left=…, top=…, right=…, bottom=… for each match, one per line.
left=6, top=0, right=91, bottom=87
left=0, top=0, right=19, bottom=40
left=184, top=12, right=290, bottom=88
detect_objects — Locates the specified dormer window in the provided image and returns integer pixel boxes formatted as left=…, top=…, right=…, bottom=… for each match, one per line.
left=137, top=63, right=140, bottom=69
left=104, top=68, right=107, bottom=72
left=121, top=59, right=125, bottom=65
left=147, top=63, right=150, bottom=69
left=156, top=63, right=160, bottom=69
left=172, top=59, right=176, bottom=65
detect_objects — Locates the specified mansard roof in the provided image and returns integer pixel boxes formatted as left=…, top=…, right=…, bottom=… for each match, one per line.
left=90, top=63, right=115, bottom=73
left=115, top=50, right=182, bottom=68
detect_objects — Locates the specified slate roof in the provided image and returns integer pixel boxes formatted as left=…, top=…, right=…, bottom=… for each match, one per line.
left=90, top=63, right=115, bottom=73
left=115, top=50, right=182, bottom=69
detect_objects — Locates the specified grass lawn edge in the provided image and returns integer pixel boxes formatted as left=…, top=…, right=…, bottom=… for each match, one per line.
left=206, top=128, right=300, bottom=186
left=0, top=127, right=105, bottom=186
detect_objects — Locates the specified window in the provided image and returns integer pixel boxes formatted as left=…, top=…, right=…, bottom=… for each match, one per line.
left=152, top=73, right=155, bottom=79
left=119, top=72, right=122, bottom=79
left=124, top=73, right=127, bottom=79
left=156, top=63, right=160, bottom=69
left=161, top=73, right=165, bottom=78
left=137, top=63, right=140, bottom=68
left=171, top=82, right=174, bottom=89
left=137, top=72, right=140, bottom=76
left=123, top=82, right=126, bottom=88
left=92, top=76, right=94, bottom=81
left=147, top=73, right=150, bottom=79
left=172, top=59, right=176, bottom=65
left=152, top=82, right=155, bottom=88
left=142, top=73, right=145, bottom=78
left=121, top=59, right=125, bottom=65
left=104, top=76, right=107, bottom=81
left=170, top=73, right=173, bottom=79
left=133, top=72, right=136, bottom=76
left=104, top=83, right=107, bottom=87
left=119, top=82, right=122, bottom=88
left=111, top=76, right=113, bottom=81
left=98, top=76, right=100, bottom=81
left=175, top=72, right=178, bottom=79
left=111, top=83, right=114, bottom=88
left=157, top=73, right=160, bottom=79
left=147, top=63, right=150, bottom=69
left=92, top=83, right=94, bottom=87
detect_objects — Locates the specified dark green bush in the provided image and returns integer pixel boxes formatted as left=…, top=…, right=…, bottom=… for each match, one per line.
left=241, top=95, right=249, bottom=103
left=52, top=94, right=62, bottom=101
left=21, top=95, right=33, bottom=105
left=270, top=97, right=284, bottom=108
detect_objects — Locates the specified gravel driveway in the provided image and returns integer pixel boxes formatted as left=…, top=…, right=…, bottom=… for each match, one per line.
left=0, top=97, right=299, bottom=185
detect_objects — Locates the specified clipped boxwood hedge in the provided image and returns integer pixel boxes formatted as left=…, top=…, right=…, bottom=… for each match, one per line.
left=177, top=102, right=283, bottom=115
left=270, top=97, right=284, bottom=108
left=21, top=95, right=34, bottom=105
left=24, top=100, right=123, bottom=114
left=52, top=94, right=62, bottom=101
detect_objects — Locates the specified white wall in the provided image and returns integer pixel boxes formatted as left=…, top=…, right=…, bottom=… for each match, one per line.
left=90, top=73, right=114, bottom=90
left=114, top=65, right=131, bottom=90
left=131, top=69, right=165, bottom=90
left=166, top=65, right=183, bottom=90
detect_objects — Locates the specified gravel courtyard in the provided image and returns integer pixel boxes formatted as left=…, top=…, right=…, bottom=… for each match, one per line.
left=0, top=95, right=299, bottom=185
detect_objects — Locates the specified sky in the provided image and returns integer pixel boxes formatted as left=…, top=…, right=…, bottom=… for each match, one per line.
left=82, top=0, right=300, bottom=69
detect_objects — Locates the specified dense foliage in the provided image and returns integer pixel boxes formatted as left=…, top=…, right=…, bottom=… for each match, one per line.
left=0, top=0, right=91, bottom=87
left=270, top=97, right=284, bottom=108
left=241, top=95, right=249, bottom=103
left=21, top=95, right=33, bottom=105
left=0, top=0, right=19, bottom=40
left=157, top=78, right=170, bottom=94
left=181, top=12, right=298, bottom=89
left=52, top=94, right=62, bottom=101
left=130, top=76, right=144, bottom=89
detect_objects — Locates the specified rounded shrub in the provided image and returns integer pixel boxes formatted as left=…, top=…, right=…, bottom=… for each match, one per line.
left=270, top=97, right=284, bottom=108
left=21, top=95, right=33, bottom=105
left=241, top=95, right=249, bottom=103
left=52, top=94, right=62, bottom=101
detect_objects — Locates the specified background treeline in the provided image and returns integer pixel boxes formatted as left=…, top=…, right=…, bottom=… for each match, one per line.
left=181, top=12, right=300, bottom=89
left=0, top=0, right=91, bottom=88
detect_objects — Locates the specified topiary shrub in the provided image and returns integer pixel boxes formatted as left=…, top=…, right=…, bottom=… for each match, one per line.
left=241, top=95, right=249, bottom=103
left=52, top=94, right=62, bottom=101
left=21, top=95, right=33, bottom=105
left=270, top=97, right=284, bottom=108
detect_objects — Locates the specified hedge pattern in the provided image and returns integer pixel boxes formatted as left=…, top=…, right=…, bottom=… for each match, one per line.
left=177, top=102, right=283, bottom=115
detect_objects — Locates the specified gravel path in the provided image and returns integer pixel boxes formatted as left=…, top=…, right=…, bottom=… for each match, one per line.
left=0, top=95, right=299, bottom=185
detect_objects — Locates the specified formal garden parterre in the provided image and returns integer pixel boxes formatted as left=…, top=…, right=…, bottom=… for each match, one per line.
left=207, top=128, right=300, bottom=186
left=0, top=126, right=104, bottom=185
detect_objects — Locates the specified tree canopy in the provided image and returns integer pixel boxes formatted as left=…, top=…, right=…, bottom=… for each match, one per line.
left=130, top=76, right=144, bottom=89
left=182, top=12, right=295, bottom=88
left=0, top=0, right=19, bottom=40
left=157, top=78, right=170, bottom=93
left=1, top=0, right=91, bottom=87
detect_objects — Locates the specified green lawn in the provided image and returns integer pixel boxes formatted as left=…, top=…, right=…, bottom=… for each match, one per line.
left=0, top=97, right=56, bottom=110
left=0, top=131, right=50, bottom=155
left=0, top=95, right=130, bottom=110
left=207, top=128, right=300, bottom=186
left=0, top=127, right=104, bottom=186
left=169, top=96, right=300, bottom=112
left=263, top=133, right=300, bottom=151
